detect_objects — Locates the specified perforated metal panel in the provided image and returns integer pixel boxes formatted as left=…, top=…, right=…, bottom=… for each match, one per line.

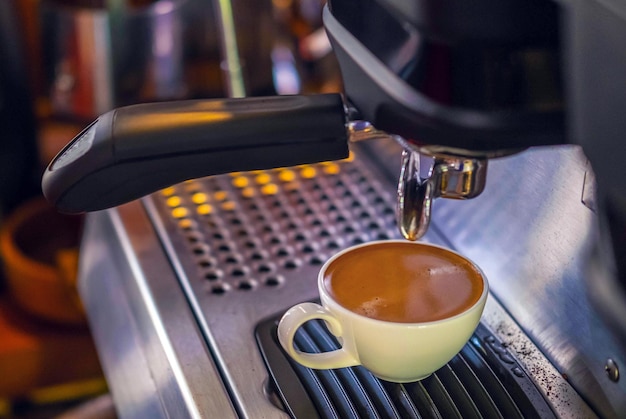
left=152, top=151, right=403, bottom=297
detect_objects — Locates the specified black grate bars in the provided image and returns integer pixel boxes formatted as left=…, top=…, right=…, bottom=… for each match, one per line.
left=256, top=316, right=556, bottom=419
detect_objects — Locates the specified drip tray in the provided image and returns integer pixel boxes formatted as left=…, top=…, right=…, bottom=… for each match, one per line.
left=256, top=314, right=556, bottom=418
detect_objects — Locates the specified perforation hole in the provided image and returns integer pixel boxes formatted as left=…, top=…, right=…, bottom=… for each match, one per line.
left=257, top=263, right=275, bottom=273
left=231, top=266, right=249, bottom=277
left=263, top=224, right=278, bottom=233
left=377, top=232, right=391, bottom=240
left=198, top=257, right=217, bottom=269
left=212, top=232, right=226, bottom=240
left=192, top=245, right=209, bottom=255
left=269, top=235, right=284, bottom=245
left=293, top=232, right=308, bottom=242
left=310, top=219, right=323, bottom=228
left=343, top=225, right=356, bottom=234
left=237, top=229, right=250, bottom=237
left=351, top=235, right=368, bottom=245
left=250, top=250, right=269, bottom=261
left=178, top=219, right=198, bottom=232
left=187, top=232, right=203, bottom=243
left=279, top=211, right=291, bottom=219
left=286, top=221, right=301, bottom=230
left=300, top=243, right=317, bottom=254
left=244, top=239, right=260, bottom=249
left=225, top=254, right=242, bottom=264
left=309, top=255, right=325, bottom=265
left=218, top=243, right=232, bottom=252
left=318, top=229, right=332, bottom=238
left=283, top=259, right=301, bottom=270
left=335, top=214, right=347, bottom=223
left=275, top=247, right=292, bottom=257
left=204, top=270, right=223, bottom=281
left=210, top=283, right=230, bottom=295
left=237, top=279, right=257, bottom=290
left=368, top=221, right=380, bottom=230
left=264, top=275, right=283, bottom=287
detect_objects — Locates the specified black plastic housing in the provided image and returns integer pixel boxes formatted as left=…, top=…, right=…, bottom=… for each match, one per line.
left=42, top=94, right=349, bottom=213
left=325, top=0, right=564, bottom=155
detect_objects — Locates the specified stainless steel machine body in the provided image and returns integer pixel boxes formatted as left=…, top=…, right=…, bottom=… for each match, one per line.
left=78, top=139, right=624, bottom=418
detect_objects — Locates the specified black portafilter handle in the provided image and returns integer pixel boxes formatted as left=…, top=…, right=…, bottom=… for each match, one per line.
left=42, top=94, right=349, bottom=213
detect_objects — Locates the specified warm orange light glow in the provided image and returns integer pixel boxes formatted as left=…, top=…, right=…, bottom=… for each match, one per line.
left=179, top=219, right=194, bottom=229
left=166, top=196, right=182, bottom=207
left=121, top=112, right=232, bottom=134
left=300, top=166, right=317, bottom=179
left=221, top=201, right=236, bottom=211
left=272, top=0, right=292, bottom=10
left=196, top=204, right=213, bottom=215
left=283, top=182, right=299, bottom=192
left=261, top=184, right=279, bottom=195
left=322, top=163, right=340, bottom=175
left=161, top=187, right=176, bottom=196
left=255, top=173, right=272, bottom=185
left=213, top=191, right=228, bottom=201
left=232, top=176, right=249, bottom=188
left=278, top=170, right=296, bottom=182
left=191, top=192, right=208, bottom=204
left=171, top=207, right=188, bottom=218
left=241, top=187, right=256, bottom=198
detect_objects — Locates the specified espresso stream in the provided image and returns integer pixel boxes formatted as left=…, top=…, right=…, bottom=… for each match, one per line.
left=323, top=242, right=483, bottom=323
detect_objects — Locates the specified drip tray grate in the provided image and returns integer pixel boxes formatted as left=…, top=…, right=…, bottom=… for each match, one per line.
left=256, top=315, right=556, bottom=418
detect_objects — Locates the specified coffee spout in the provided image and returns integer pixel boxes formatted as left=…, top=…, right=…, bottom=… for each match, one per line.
left=431, top=155, right=488, bottom=200
left=397, top=150, right=434, bottom=241
left=396, top=148, right=489, bottom=241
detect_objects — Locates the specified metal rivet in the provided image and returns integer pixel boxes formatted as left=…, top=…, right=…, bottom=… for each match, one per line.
left=605, top=358, right=620, bottom=382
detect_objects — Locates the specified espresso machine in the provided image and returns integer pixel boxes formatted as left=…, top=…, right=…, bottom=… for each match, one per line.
left=42, top=0, right=626, bottom=417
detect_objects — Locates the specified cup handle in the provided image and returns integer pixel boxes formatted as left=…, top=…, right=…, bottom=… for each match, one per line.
left=277, top=302, right=359, bottom=370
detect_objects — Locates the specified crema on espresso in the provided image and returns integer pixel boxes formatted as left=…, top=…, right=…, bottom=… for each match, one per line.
left=323, top=242, right=484, bottom=323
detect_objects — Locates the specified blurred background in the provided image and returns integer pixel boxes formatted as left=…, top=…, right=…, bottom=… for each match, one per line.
left=0, top=0, right=338, bottom=416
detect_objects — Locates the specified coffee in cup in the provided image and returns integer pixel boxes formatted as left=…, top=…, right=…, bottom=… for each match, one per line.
left=323, top=241, right=484, bottom=323
left=277, top=240, right=488, bottom=382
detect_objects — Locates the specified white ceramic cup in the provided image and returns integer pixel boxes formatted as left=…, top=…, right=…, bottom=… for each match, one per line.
left=277, top=240, right=489, bottom=383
